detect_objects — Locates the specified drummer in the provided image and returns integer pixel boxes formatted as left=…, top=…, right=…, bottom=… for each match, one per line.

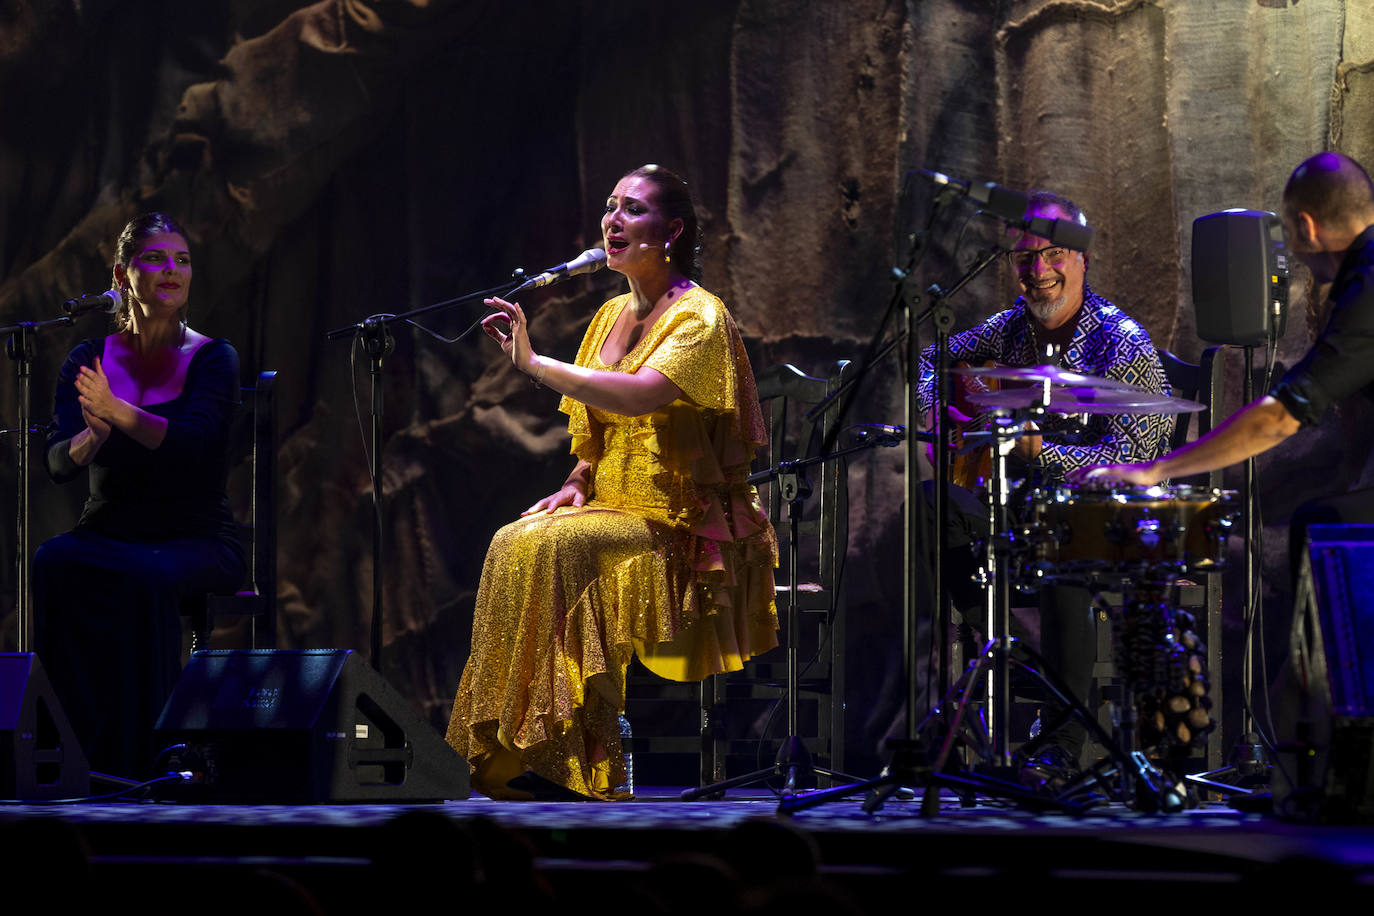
left=917, top=189, right=1176, bottom=792
left=918, top=189, right=1174, bottom=481
left=1074, top=152, right=1374, bottom=573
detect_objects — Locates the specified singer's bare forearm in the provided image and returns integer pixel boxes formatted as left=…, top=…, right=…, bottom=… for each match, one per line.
left=528, top=355, right=682, bottom=416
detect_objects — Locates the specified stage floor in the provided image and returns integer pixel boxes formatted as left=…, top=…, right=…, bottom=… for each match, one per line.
left=3, top=784, right=1372, bottom=910
left=5, top=785, right=1374, bottom=866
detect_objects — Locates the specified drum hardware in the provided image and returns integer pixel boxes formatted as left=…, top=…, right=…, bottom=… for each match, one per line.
left=778, top=184, right=1211, bottom=815
left=1014, top=485, right=1238, bottom=806
left=922, top=409, right=1205, bottom=812
left=933, top=480, right=1233, bottom=812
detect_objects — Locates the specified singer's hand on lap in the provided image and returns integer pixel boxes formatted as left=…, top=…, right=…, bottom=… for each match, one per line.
left=522, top=482, right=587, bottom=516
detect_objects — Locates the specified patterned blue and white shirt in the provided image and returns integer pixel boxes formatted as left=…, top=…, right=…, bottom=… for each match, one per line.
left=916, top=286, right=1174, bottom=483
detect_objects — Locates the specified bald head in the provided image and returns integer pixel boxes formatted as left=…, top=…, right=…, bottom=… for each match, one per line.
left=1283, top=152, right=1374, bottom=229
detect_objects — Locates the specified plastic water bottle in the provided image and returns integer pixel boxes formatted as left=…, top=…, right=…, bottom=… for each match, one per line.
left=616, top=714, right=634, bottom=796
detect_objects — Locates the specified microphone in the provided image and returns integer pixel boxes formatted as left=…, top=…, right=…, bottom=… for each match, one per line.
left=62, top=289, right=121, bottom=317
left=513, top=248, right=607, bottom=292
left=851, top=423, right=937, bottom=445
left=914, top=169, right=1029, bottom=222
left=854, top=423, right=907, bottom=439
left=914, top=169, right=1097, bottom=253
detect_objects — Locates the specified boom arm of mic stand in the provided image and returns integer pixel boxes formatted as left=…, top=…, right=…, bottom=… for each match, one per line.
left=324, top=279, right=526, bottom=342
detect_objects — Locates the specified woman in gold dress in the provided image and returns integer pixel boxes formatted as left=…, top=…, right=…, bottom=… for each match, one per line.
left=446, top=165, right=779, bottom=799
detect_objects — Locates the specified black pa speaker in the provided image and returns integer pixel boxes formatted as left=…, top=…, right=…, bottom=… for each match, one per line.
left=1192, top=209, right=1290, bottom=346
left=154, top=649, right=469, bottom=802
left=1273, top=525, right=1374, bottom=822
left=0, top=653, right=90, bottom=800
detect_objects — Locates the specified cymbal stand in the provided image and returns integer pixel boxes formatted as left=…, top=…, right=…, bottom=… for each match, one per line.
left=683, top=432, right=900, bottom=799
left=952, top=407, right=1182, bottom=812
left=782, top=398, right=1178, bottom=814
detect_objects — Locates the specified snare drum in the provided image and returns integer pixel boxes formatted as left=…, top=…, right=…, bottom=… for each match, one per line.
left=1028, top=485, right=1237, bottom=574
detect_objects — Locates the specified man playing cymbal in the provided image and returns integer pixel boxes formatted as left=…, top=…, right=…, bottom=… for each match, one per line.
left=916, top=189, right=1175, bottom=791
left=918, top=190, right=1174, bottom=481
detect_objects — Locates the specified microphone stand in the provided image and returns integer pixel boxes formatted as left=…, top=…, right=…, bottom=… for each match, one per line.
left=325, top=276, right=536, bottom=670
left=2, top=313, right=77, bottom=650
left=778, top=244, right=1004, bottom=816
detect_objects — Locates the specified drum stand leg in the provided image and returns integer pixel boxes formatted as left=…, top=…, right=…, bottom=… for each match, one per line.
left=915, top=423, right=1182, bottom=814
left=911, top=626, right=1181, bottom=813
left=782, top=419, right=1175, bottom=815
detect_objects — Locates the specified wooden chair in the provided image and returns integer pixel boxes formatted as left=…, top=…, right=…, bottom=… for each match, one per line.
left=698, top=360, right=851, bottom=784
left=622, top=361, right=851, bottom=789
left=186, top=370, right=278, bottom=652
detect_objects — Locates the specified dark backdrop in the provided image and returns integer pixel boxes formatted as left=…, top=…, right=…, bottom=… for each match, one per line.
left=1, top=0, right=1370, bottom=775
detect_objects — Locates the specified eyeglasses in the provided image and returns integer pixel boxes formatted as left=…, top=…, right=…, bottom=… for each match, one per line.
left=1007, top=246, right=1070, bottom=270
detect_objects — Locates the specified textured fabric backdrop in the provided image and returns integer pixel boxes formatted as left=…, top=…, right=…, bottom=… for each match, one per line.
left=0, top=0, right=1368, bottom=773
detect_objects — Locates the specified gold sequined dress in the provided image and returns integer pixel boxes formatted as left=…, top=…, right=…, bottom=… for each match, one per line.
left=446, top=287, right=779, bottom=799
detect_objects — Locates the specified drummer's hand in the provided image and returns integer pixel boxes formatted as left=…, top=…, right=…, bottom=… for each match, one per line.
left=1013, top=420, right=1042, bottom=461
left=481, top=296, right=535, bottom=374
left=924, top=405, right=974, bottom=465
left=1068, top=462, right=1161, bottom=487
left=522, top=481, right=587, bottom=516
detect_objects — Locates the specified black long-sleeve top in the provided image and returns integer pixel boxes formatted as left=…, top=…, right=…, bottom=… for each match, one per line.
left=1271, top=225, right=1374, bottom=426
left=44, top=337, right=240, bottom=542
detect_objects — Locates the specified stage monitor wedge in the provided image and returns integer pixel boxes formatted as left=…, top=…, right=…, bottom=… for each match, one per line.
left=154, top=649, right=469, bottom=803
left=1192, top=209, right=1290, bottom=346
left=0, top=653, right=91, bottom=800
left=1274, top=525, right=1374, bottom=823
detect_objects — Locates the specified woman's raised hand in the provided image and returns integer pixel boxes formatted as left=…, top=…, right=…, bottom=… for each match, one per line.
left=81, top=402, right=112, bottom=444
left=74, top=356, right=122, bottom=423
left=481, top=297, right=535, bottom=374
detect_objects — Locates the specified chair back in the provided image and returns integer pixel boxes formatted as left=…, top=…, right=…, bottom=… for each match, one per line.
left=754, top=361, right=851, bottom=595
left=248, top=370, right=278, bottom=634
left=1156, top=347, right=1224, bottom=489
left=192, top=369, right=277, bottom=651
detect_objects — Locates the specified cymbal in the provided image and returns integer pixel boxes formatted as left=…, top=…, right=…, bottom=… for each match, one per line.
left=966, top=385, right=1205, bottom=415
left=951, top=363, right=1137, bottom=390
